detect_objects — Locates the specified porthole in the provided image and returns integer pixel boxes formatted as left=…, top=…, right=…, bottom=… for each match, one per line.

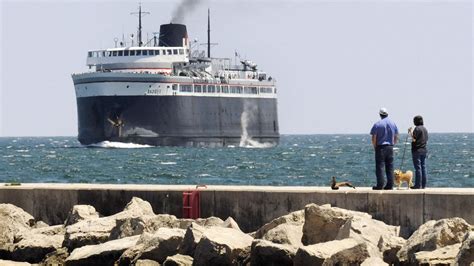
left=126, top=85, right=130, bottom=88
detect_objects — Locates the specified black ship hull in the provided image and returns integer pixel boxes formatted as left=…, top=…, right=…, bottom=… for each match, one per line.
left=76, top=96, right=279, bottom=147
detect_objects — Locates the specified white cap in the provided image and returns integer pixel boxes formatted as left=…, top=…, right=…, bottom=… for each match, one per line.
left=379, top=107, right=388, bottom=116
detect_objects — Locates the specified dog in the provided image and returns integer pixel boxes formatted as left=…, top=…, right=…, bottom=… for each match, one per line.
left=394, top=169, right=414, bottom=189
left=331, top=176, right=356, bottom=190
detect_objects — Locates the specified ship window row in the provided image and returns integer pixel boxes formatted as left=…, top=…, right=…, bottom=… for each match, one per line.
left=175, top=84, right=275, bottom=94
left=88, top=49, right=186, bottom=58
left=259, top=87, right=273, bottom=94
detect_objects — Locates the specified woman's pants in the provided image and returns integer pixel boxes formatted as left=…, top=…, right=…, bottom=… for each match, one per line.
left=412, top=150, right=427, bottom=188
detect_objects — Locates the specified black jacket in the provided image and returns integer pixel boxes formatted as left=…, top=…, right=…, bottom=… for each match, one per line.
left=411, top=126, right=428, bottom=153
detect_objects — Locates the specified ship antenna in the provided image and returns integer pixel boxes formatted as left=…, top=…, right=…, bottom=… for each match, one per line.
left=131, top=3, right=150, bottom=47
left=200, top=8, right=218, bottom=58
left=207, top=8, right=210, bottom=58
left=152, top=32, right=159, bottom=47
left=121, top=27, right=125, bottom=47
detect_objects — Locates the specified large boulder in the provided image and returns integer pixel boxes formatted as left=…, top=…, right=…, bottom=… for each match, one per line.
left=14, top=224, right=65, bottom=243
left=41, top=247, right=69, bottom=266
left=64, top=235, right=140, bottom=266
left=361, top=257, right=388, bottom=266
left=335, top=210, right=400, bottom=246
left=116, top=238, right=148, bottom=266
left=64, top=205, right=100, bottom=226
left=377, top=234, right=406, bottom=264
left=179, top=222, right=206, bottom=256
left=63, top=217, right=117, bottom=250
left=10, top=233, right=64, bottom=263
left=333, top=209, right=401, bottom=263
left=301, top=203, right=403, bottom=263
left=250, top=239, right=297, bottom=266
left=136, top=259, right=161, bottom=265
left=163, top=254, right=193, bottom=266
left=194, top=216, right=225, bottom=227
left=193, top=227, right=253, bottom=266
left=222, top=217, right=241, bottom=231
left=135, top=228, right=185, bottom=263
left=0, top=204, right=34, bottom=253
left=262, top=223, right=303, bottom=246
left=128, top=215, right=223, bottom=257
left=144, top=214, right=181, bottom=232
left=109, top=216, right=153, bottom=240
left=178, top=217, right=241, bottom=257
left=122, top=197, right=155, bottom=216
left=110, top=213, right=182, bottom=240
left=455, top=230, right=474, bottom=266
left=293, top=238, right=370, bottom=266
left=414, top=243, right=462, bottom=265
left=63, top=197, right=155, bottom=250
left=302, top=204, right=352, bottom=245
left=32, top=221, right=49, bottom=229
left=118, top=228, right=185, bottom=265
left=254, top=210, right=304, bottom=239
left=0, top=260, right=32, bottom=265
left=397, top=218, right=470, bottom=264
left=176, top=216, right=226, bottom=231
left=3, top=224, right=65, bottom=263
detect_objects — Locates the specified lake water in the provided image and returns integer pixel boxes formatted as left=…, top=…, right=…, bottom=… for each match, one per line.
left=0, top=134, right=472, bottom=187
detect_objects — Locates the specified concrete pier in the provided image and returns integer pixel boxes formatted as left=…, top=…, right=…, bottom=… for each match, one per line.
left=0, top=184, right=472, bottom=236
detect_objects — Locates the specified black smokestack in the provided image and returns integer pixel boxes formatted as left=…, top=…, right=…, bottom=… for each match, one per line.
left=159, top=24, right=188, bottom=47
left=171, top=0, right=202, bottom=24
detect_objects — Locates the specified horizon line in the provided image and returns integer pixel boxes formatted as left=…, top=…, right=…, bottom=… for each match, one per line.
left=0, top=132, right=472, bottom=138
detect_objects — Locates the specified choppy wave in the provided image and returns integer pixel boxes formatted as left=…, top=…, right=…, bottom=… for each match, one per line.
left=86, top=141, right=153, bottom=149
left=0, top=134, right=472, bottom=187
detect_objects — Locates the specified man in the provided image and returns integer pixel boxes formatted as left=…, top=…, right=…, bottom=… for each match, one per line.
left=408, top=115, right=429, bottom=189
left=370, top=108, right=399, bottom=190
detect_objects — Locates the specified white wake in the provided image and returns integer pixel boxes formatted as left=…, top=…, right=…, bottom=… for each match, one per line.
left=240, top=138, right=275, bottom=149
left=87, top=141, right=153, bottom=149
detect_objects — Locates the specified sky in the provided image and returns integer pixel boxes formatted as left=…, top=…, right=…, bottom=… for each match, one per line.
left=0, top=0, right=472, bottom=136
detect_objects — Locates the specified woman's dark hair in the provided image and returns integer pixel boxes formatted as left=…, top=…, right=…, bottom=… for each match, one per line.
left=414, top=115, right=424, bottom=126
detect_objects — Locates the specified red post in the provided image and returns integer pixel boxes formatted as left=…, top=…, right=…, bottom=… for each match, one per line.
left=182, top=185, right=207, bottom=219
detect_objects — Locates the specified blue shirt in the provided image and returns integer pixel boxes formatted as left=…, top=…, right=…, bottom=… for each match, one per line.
left=370, top=117, right=399, bottom=146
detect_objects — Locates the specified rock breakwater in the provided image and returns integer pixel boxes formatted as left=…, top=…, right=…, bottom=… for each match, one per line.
left=0, top=198, right=472, bottom=265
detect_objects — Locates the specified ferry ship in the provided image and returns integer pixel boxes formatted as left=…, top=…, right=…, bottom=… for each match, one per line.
left=72, top=7, right=279, bottom=147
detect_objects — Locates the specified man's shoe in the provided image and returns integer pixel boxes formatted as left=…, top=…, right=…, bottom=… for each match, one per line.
left=410, top=186, right=421, bottom=189
left=372, top=186, right=383, bottom=190
left=383, top=187, right=393, bottom=190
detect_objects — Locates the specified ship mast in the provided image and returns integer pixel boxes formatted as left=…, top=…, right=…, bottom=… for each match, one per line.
left=139, top=5, right=142, bottom=46
left=204, top=9, right=218, bottom=58
left=131, top=3, right=150, bottom=47
left=207, top=8, right=211, bottom=58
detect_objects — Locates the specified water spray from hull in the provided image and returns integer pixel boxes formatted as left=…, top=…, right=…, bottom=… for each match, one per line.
left=239, top=101, right=275, bottom=148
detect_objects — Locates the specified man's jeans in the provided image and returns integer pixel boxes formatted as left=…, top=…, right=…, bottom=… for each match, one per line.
left=412, top=150, right=427, bottom=188
left=375, top=145, right=394, bottom=188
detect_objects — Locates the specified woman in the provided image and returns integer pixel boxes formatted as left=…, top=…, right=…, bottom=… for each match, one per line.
left=409, top=115, right=429, bottom=189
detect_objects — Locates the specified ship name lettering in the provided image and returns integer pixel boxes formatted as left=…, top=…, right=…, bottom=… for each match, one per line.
left=147, top=89, right=159, bottom=95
